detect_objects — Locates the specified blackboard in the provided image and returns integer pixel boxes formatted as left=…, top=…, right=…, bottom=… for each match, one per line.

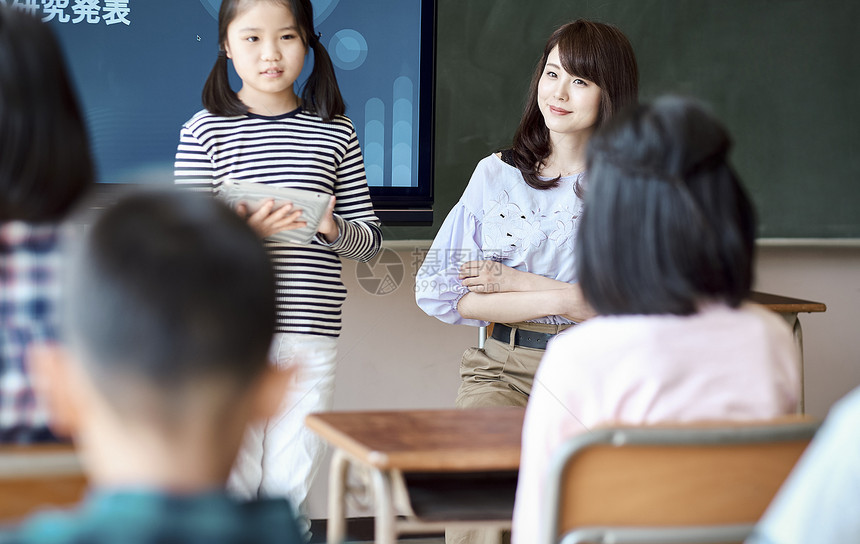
left=389, top=0, right=860, bottom=240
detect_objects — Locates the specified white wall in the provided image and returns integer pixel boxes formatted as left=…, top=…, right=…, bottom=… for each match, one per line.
left=754, top=244, right=860, bottom=417
left=306, top=242, right=860, bottom=519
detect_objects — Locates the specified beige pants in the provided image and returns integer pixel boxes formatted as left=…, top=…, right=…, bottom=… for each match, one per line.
left=456, top=321, right=571, bottom=408
left=450, top=322, right=571, bottom=544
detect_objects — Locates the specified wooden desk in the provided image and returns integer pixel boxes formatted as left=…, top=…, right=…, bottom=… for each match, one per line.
left=478, top=291, right=826, bottom=412
left=749, top=291, right=827, bottom=314
left=306, top=407, right=524, bottom=544
left=0, top=443, right=86, bottom=520
left=750, top=291, right=826, bottom=413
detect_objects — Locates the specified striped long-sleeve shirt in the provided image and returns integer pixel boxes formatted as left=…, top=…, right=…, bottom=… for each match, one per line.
left=174, top=108, right=382, bottom=337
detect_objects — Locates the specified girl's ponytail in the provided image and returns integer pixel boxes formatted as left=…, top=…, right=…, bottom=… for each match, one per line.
left=302, top=35, right=345, bottom=122
left=202, top=51, right=247, bottom=117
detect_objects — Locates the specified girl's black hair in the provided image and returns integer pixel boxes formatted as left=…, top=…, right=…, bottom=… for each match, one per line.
left=0, top=6, right=94, bottom=222
left=202, top=0, right=345, bottom=121
left=511, top=19, right=639, bottom=193
left=576, top=96, right=757, bottom=316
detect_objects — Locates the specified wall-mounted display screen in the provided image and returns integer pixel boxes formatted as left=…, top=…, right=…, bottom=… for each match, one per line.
left=5, top=0, right=435, bottom=224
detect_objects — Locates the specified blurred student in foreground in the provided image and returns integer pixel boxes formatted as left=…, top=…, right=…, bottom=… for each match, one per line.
left=0, top=5, right=93, bottom=442
left=748, top=385, right=860, bottom=544
left=0, top=191, right=303, bottom=543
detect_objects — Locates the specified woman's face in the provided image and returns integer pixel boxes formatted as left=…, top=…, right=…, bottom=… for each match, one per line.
left=537, top=45, right=602, bottom=141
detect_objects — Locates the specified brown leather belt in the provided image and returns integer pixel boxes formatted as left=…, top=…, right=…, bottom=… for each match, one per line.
left=491, top=323, right=561, bottom=350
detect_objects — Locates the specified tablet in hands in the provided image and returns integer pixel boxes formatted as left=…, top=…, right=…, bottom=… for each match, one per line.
left=219, top=179, right=330, bottom=245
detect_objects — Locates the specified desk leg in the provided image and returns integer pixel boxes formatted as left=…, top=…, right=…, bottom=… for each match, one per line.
left=370, top=469, right=397, bottom=544
left=793, top=317, right=805, bottom=414
left=778, top=311, right=805, bottom=414
left=327, top=450, right=349, bottom=544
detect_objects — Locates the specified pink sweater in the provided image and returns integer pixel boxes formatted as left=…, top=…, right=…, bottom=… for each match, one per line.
left=512, top=303, right=800, bottom=544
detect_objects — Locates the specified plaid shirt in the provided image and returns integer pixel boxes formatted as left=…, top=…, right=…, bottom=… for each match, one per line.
left=0, top=490, right=304, bottom=544
left=0, top=222, right=62, bottom=442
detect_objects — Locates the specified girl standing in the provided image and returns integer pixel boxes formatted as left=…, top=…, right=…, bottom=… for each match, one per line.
left=415, top=20, right=639, bottom=410
left=174, top=0, right=381, bottom=532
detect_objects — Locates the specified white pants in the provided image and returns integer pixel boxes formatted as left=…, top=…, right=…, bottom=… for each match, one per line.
left=228, top=332, right=338, bottom=534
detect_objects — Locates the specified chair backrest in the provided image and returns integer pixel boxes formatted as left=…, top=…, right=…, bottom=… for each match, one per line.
left=0, top=443, right=87, bottom=521
left=542, top=417, right=819, bottom=544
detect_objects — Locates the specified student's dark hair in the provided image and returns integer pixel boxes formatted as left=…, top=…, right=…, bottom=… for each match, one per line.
left=202, top=0, right=345, bottom=121
left=0, top=6, right=93, bottom=222
left=511, top=19, right=638, bottom=192
left=65, top=190, right=276, bottom=411
left=576, top=96, right=756, bottom=316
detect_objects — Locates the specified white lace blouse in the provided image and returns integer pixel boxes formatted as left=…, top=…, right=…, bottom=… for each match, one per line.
left=415, top=153, right=584, bottom=326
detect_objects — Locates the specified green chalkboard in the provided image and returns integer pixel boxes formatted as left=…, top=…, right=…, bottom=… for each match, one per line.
left=386, top=0, right=860, bottom=240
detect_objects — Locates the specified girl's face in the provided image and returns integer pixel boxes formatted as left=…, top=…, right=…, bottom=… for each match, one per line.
left=537, top=46, right=603, bottom=141
left=225, top=1, right=306, bottom=112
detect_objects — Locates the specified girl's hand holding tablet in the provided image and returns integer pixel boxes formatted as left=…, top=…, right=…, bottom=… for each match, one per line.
left=236, top=193, right=337, bottom=242
left=316, top=195, right=339, bottom=243
left=236, top=198, right=306, bottom=239
left=221, top=179, right=331, bottom=244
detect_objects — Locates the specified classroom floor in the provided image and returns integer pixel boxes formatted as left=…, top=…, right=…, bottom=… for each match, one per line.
left=309, top=519, right=444, bottom=543
left=348, top=539, right=443, bottom=544
left=333, top=536, right=444, bottom=543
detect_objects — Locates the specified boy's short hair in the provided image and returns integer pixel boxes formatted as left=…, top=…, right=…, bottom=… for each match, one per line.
left=65, top=190, right=276, bottom=414
left=577, top=96, right=756, bottom=316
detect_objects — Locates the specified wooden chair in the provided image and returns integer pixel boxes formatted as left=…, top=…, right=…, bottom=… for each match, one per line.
left=541, top=417, right=819, bottom=544
left=0, top=443, right=87, bottom=521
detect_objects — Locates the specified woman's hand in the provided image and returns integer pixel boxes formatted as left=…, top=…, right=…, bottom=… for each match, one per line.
left=560, top=283, right=597, bottom=322
left=316, top=195, right=338, bottom=243
left=236, top=199, right=305, bottom=239
left=457, top=262, right=597, bottom=322
left=459, top=260, right=526, bottom=293
left=457, top=277, right=597, bottom=323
